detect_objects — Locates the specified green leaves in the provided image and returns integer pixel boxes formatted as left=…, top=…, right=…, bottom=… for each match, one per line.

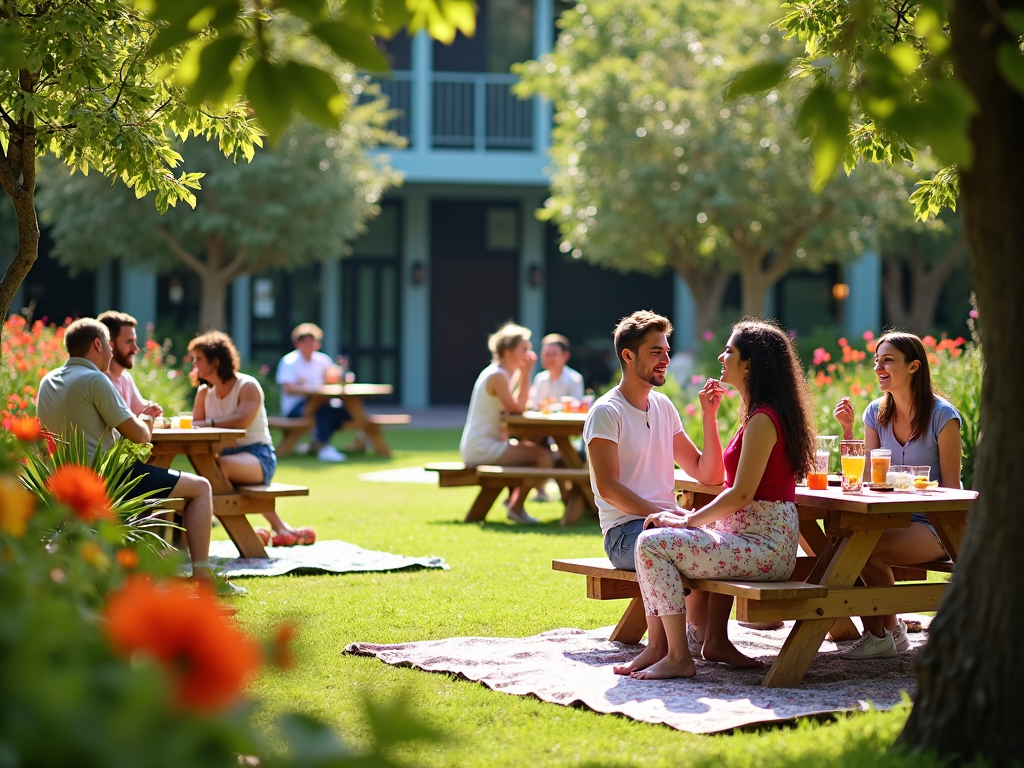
left=796, top=85, right=851, bottom=192
left=725, top=59, right=793, bottom=101
left=0, top=18, right=26, bottom=69
left=312, top=21, right=390, bottom=72
left=245, top=59, right=293, bottom=143
left=997, top=43, right=1024, bottom=95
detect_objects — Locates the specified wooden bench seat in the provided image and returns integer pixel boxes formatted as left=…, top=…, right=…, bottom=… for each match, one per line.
left=237, top=482, right=310, bottom=498
left=424, top=461, right=480, bottom=487
left=553, top=557, right=830, bottom=644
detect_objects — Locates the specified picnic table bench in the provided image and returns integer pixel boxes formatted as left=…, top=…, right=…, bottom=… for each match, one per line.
left=272, top=383, right=408, bottom=457
left=555, top=470, right=975, bottom=688
left=149, top=428, right=309, bottom=558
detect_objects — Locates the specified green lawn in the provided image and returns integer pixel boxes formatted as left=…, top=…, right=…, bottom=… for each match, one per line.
left=218, top=429, right=939, bottom=768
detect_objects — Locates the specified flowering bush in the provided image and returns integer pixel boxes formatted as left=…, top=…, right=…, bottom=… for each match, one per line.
left=0, top=422, right=439, bottom=766
left=1, top=316, right=193, bottom=422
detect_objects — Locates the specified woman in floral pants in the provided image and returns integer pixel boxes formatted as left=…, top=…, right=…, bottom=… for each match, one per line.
left=615, top=320, right=815, bottom=680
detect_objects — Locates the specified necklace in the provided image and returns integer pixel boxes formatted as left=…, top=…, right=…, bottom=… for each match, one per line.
left=645, top=399, right=650, bottom=429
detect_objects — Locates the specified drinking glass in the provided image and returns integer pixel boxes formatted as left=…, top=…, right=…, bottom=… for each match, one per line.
left=178, top=411, right=193, bottom=430
left=840, top=439, right=866, bottom=492
left=912, top=465, right=932, bottom=490
left=808, top=435, right=836, bottom=490
left=887, top=465, right=913, bottom=490
left=870, top=449, right=892, bottom=485
left=170, top=416, right=181, bottom=429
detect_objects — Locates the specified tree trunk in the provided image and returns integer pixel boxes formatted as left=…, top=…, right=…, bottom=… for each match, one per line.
left=738, top=265, right=771, bottom=318
left=882, top=241, right=964, bottom=335
left=674, top=261, right=731, bottom=347
left=897, top=2, right=1024, bottom=764
left=197, top=272, right=230, bottom=332
left=0, top=192, right=39, bottom=324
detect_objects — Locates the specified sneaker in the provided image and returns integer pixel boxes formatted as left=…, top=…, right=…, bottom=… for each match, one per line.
left=840, top=628, right=898, bottom=660
left=686, top=623, right=704, bottom=660
left=317, top=445, right=348, bottom=463
left=219, top=579, right=248, bottom=597
left=533, top=488, right=552, bottom=502
left=507, top=508, right=540, bottom=525
left=892, top=619, right=911, bottom=653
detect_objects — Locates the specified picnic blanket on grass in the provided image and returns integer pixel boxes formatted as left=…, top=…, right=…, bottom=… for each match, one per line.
left=209, top=540, right=448, bottom=578
left=346, top=617, right=930, bottom=734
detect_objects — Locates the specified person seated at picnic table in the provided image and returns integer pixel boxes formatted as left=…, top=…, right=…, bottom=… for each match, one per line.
left=528, top=333, right=585, bottom=502
left=97, top=310, right=163, bottom=421
left=585, top=310, right=724, bottom=573
left=832, top=330, right=962, bottom=660
left=189, top=331, right=315, bottom=547
left=529, top=333, right=585, bottom=406
left=35, top=318, right=242, bottom=594
left=460, top=322, right=554, bottom=525
left=275, top=322, right=348, bottom=463
left=616, top=319, right=814, bottom=680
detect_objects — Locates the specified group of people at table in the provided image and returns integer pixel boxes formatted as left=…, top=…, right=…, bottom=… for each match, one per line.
left=34, top=314, right=357, bottom=593
left=460, top=311, right=963, bottom=680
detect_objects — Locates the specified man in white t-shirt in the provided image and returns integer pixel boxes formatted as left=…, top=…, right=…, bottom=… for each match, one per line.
left=97, top=310, right=163, bottom=419
left=529, top=333, right=585, bottom=405
left=584, top=310, right=725, bottom=571
left=275, top=323, right=349, bottom=462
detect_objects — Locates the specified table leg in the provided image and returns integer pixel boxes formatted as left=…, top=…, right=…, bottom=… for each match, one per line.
left=929, top=517, right=966, bottom=562
left=465, top=485, right=506, bottom=523
left=219, top=516, right=269, bottom=559
left=610, top=597, right=648, bottom=645
left=762, top=528, right=883, bottom=688
left=341, top=395, right=391, bottom=457
left=560, top=490, right=586, bottom=526
left=799, top=521, right=861, bottom=641
left=552, top=435, right=583, bottom=469
left=186, top=444, right=269, bottom=559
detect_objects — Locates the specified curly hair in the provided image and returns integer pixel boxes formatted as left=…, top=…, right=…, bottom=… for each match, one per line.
left=188, top=331, right=240, bottom=385
left=487, top=322, right=532, bottom=360
left=731, top=319, right=815, bottom=479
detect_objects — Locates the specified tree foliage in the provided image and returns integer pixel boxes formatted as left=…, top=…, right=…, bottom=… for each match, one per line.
left=515, top=0, right=901, bottom=343
left=38, top=100, right=401, bottom=331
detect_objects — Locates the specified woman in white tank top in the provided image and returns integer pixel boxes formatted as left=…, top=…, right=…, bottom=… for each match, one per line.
left=189, top=331, right=314, bottom=547
left=459, top=323, right=555, bottom=524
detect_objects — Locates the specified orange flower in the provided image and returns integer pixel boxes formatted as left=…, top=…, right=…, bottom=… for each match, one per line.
left=46, top=464, right=112, bottom=523
left=269, top=623, right=297, bottom=670
left=0, top=475, right=35, bottom=536
left=922, top=335, right=937, bottom=348
left=80, top=541, right=110, bottom=571
left=116, top=548, right=139, bottom=569
left=105, top=578, right=262, bottom=711
left=4, top=416, right=41, bottom=442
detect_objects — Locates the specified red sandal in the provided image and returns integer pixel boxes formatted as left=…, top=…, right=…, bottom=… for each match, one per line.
left=272, top=530, right=299, bottom=547
left=294, top=526, right=317, bottom=546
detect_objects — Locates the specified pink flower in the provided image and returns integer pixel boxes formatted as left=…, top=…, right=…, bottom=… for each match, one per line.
left=685, top=404, right=697, bottom=416
left=969, top=309, right=979, bottom=319
left=787, top=330, right=797, bottom=339
left=690, top=375, right=702, bottom=384
left=812, top=347, right=830, bottom=366
left=702, top=330, right=714, bottom=342
left=837, top=337, right=848, bottom=348
left=862, top=330, right=874, bottom=341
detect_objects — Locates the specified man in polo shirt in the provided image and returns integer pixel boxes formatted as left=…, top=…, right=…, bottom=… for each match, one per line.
left=36, top=318, right=227, bottom=589
left=584, top=310, right=726, bottom=571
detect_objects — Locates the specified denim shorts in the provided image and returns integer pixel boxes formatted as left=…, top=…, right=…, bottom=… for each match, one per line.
left=221, top=442, right=277, bottom=484
left=603, top=518, right=646, bottom=572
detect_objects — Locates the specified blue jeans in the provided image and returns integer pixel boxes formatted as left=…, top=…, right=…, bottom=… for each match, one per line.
left=287, top=400, right=352, bottom=444
left=603, top=518, right=646, bottom=572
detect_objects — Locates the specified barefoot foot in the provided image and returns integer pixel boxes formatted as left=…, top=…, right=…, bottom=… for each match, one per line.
left=701, top=637, right=764, bottom=669
left=612, top=645, right=667, bottom=676
left=629, top=654, right=696, bottom=680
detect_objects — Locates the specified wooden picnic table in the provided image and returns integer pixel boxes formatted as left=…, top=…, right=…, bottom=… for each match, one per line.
left=149, top=427, right=270, bottom=559
left=288, top=383, right=396, bottom=456
left=672, top=470, right=975, bottom=687
left=504, top=412, right=596, bottom=523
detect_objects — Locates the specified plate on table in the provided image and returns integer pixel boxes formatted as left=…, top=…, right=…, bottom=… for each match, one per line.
left=865, top=483, right=894, bottom=492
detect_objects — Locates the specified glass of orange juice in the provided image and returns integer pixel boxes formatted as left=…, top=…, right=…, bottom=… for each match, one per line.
left=870, top=449, right=891, bottom=485
left=840, top=439, right=866, bottom=492
left=807, top=435, right=835, bottom=490
left=178, top=411, right=193, bottom=430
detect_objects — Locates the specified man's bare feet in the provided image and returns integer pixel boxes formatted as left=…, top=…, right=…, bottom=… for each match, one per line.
left=612, top=644, right=666, bottom=676
left=629, top=654, right=696, bottom=680
left=701, top=636, right=764, bottom=669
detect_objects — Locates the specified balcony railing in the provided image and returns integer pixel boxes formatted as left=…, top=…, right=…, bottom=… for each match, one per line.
left=372, top=71, right=535, bottom=152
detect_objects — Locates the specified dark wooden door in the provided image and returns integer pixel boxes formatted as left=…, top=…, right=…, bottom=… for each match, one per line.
left=429, top=200, right=520, bottom=405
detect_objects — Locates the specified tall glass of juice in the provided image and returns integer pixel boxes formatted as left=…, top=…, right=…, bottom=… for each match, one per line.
left=808, top=435, right=836, bottom=490
left=840, top=439, right=866, bottom=492
left=870, top=449, right=891, bottom=485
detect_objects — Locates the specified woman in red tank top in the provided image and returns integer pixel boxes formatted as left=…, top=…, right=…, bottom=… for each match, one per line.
left=614, top=320, right=815, bottom=680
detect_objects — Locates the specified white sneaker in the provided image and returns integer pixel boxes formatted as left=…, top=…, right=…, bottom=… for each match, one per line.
left=892, top=619, right=911, bottom=653
left=533, top=488, right=552, bottom=502
left=840, top=628, right=898, bottom=660
left=317, top=445, right=348, bottom=463
left=507, top=509, right=539, bottom=525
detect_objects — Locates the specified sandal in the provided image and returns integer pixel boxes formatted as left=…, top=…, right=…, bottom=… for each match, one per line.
left=272, top=530, right=299, bottom=547
left=294, top=526, right=317, bottom=546
left=255, top=528, right=272, bottom=546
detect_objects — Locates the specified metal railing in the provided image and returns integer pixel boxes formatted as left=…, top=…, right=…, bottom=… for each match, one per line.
left=371, top=71, right=535, bottom=151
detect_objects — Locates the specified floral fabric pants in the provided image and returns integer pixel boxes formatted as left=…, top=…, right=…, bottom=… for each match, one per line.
left=634, top=500, right=800, bottom=617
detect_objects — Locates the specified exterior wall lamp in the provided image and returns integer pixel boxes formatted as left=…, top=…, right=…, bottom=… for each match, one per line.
left=411, top=262, right=426, bottom=286
left=528, top=264, right=543, bottom=287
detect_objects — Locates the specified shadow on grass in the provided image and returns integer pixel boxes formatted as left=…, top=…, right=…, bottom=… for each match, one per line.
left=426, top=518, right=604, bottom=536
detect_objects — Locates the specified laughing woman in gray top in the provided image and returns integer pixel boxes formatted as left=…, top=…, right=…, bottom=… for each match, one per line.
left=833, top=331, right=962, bottom=661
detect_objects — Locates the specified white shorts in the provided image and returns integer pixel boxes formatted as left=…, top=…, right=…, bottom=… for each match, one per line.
left=461, top=439, right=509, bottom=466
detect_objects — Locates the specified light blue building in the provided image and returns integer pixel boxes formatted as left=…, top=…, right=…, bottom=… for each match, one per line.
left=69, top=0, right=883, bottom=408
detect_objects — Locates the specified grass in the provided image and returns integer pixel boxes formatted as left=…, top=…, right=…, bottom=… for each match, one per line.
left=208, top=428, right=939, bottom=768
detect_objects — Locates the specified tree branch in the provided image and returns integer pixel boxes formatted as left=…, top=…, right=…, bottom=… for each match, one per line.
left=221, top=244, right=250, bottom=281
left=153, top=224, right=207, bottom=274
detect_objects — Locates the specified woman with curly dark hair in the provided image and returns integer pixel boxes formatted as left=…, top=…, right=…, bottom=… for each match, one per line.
left=188, top=331, right=315, bottom=547
left=615, top=320, right=814, bottom=680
